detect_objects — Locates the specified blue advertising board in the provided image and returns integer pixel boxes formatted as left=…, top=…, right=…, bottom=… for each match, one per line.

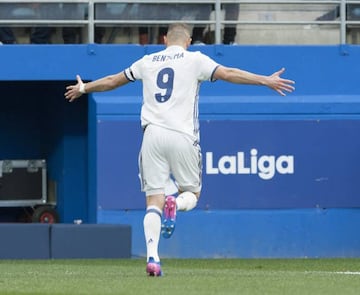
left=96, top=118, right=360, bottom=210
left=200, top=119, right=360, bottom=209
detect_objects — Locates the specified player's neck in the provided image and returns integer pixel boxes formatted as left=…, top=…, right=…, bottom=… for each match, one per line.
left=166, top=42, right=188, bottom=50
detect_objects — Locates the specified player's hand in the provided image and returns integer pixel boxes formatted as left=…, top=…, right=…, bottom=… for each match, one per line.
left=64, top=75, right=85, bottom=102
left=268, top=68, right=295, bottom=96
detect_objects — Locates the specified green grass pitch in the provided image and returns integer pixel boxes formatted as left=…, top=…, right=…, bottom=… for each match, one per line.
left=0, top=258, right=359, bottom=295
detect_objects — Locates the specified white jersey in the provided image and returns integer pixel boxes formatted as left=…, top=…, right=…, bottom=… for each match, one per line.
left=124, top=45, right=219, bottom=141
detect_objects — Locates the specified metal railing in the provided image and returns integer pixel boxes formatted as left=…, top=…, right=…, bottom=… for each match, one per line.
left=0, top=0, right=359, bottom=44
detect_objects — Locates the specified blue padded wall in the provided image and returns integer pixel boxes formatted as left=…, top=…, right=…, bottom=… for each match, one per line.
left=1, top=44, right=360, bottom=258
left=51, top=224, right=131, bottom=259
left=99, top=208, right=360, bottom=258
left=0, top=224, right=131, bottom=259
left=0, top=224, right=50, bottom=259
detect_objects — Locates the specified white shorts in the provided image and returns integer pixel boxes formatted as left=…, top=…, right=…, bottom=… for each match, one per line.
left=139, top=124, right=202, bottom=196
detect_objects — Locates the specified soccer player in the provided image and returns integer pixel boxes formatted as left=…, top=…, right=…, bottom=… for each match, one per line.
left=65, top=23, right=295, bottom=277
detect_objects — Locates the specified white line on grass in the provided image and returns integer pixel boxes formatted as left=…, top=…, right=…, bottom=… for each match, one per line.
left=305, top=271, right=360, bottom=276
left=333, top=271, right=360, bottom=275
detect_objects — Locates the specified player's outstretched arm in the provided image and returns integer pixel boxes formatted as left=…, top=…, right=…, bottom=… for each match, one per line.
left=213, top=66, right=295, bottom=96
left=64, top=72, right=129, bottom=102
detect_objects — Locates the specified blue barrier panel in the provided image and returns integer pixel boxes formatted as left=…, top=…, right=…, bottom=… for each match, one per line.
left=96, top=120, right=142, bottom=210
left=0, top=224, right=50, bottom=259
left=201, top=119, right=360, bottom=209
left=93, top=95, right=360, bottom=210
left=51, top=224, right=131, bottom=259
left=96, top=118, right=360, bottom=209
left=98, top=208, right=360, bottom=258
left=93, top=92, right=360, bottom=258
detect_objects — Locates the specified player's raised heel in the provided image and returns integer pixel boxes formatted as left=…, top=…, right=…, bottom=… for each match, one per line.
left=146, top=257, right=162, bottom=277
left=161, top=195, right=177, bottom=239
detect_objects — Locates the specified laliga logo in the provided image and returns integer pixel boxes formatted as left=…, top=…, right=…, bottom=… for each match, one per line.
left=205, top=148, right=294, bottom=180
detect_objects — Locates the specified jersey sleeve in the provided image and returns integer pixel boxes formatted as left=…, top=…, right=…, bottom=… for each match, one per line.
left=124, top=58, right=144, bottom=82
left=196, top=52, right=220, bottom=82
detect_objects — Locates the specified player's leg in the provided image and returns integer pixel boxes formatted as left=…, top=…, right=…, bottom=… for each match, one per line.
left=162, top=195, right=177, bottom=238
left=176, top=190, right=199, bottom=211
left=170, top=133, right=202, bottom=211
left=161, top=132, right=202, bottom=238
left=139, top=124, right=170, bottom=276
left=144, top=194, right=164, bottom=276
left=161, top=190, right=199, bottom=238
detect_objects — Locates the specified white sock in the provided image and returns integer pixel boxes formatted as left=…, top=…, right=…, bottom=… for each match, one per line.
left=176, top=192, right=198, bottom=211
left=143, top=205, right=162, bottom=262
